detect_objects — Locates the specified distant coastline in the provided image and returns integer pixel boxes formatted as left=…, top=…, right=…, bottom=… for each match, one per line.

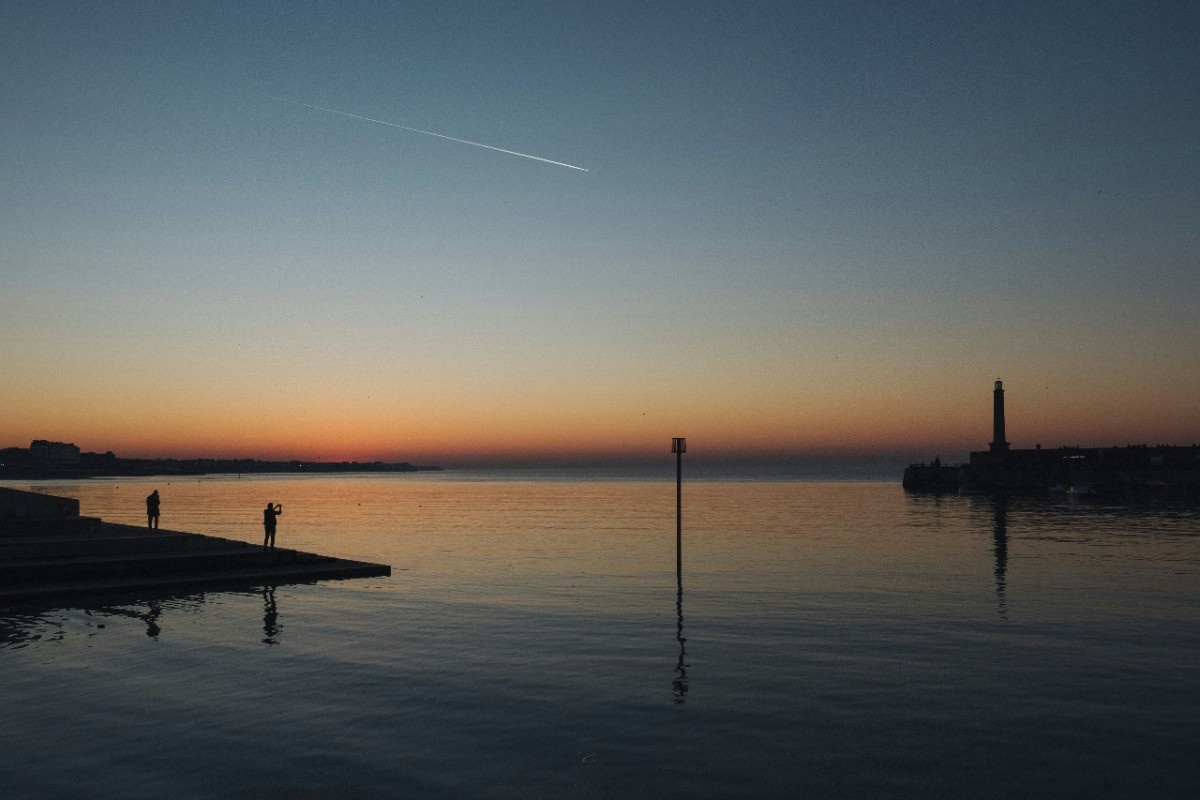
left=0, top=441, right=440, bottom=480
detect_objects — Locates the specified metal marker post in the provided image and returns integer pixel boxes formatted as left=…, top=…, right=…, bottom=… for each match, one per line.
left=672, top=438, right=686, bottom=575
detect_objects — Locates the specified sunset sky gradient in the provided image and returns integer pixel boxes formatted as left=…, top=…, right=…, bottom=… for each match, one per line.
left=3, top=1, right=1197, bottom=469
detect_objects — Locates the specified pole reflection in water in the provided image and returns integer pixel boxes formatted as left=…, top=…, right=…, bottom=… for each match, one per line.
left=672, top=572, right=689, bottom=703
left=671, top=510, right=689, bottom=703
left=670, top=436, right=689, bottom=703
left=262, top=586, right=281, bottom=646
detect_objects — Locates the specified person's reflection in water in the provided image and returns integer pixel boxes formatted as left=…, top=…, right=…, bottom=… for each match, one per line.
left=143, top=600, right=162, bottom=638
left=992, top=496, right=1009, bottom=619
left=262, top=586, right=281, bottom=646
left=93, top=601, right=164, bottom=638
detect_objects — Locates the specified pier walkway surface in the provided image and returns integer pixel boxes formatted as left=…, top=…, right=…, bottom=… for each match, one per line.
left=0, top=487, right=390, bottom=604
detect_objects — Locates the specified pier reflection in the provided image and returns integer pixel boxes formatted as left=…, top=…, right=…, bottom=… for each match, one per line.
left=963, top=494, right=1010, bottom=618
left=963, top=491, right=1200, bottom=622
left=0, top=585, right=288, bottom=648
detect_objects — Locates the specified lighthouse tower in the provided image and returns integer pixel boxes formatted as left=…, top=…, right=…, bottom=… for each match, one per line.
left=989, top=380, right=1010, bottom=452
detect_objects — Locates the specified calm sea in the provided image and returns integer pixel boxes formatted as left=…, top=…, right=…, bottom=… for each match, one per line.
left=1, top=472, right=1197, bottom=799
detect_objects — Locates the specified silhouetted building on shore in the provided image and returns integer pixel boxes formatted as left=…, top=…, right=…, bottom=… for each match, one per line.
left=904, top=381, right=1200, bottom=496
left=29, top=440, right=80, bottom=466
left=0, top=441, right=440, bottom=479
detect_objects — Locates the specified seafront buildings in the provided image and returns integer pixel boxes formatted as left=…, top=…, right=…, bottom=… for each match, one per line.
left=0, top=441, right=438, bottom=479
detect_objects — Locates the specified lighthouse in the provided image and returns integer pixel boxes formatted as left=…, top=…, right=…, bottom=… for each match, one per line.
left=989, top=380, right=1010, bottom=452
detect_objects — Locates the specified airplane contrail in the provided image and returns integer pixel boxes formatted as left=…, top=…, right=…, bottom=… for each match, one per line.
left=255, top=93, right=589, bottom=172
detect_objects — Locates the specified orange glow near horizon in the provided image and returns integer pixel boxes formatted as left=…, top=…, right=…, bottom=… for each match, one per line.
left=4, top=295, right=1196, bottom=467
left=5, top=373, right=1196, bottom=467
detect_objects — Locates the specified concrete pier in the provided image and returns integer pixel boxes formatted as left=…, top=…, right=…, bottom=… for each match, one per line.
left=0, top=488, right=390, bottom=603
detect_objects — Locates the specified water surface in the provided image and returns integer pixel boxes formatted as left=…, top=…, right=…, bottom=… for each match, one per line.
left=2, top=475, right=1197, bottom=798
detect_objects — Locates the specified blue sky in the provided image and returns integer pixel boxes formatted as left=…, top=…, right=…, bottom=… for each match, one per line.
left=2, top=1, right=1197, bottom=467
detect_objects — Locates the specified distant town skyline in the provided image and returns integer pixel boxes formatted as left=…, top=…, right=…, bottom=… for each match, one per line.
left=3, top=2, right=1197, bottom=469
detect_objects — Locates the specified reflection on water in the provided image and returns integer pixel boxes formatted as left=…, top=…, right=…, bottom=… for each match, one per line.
left=1, top=477, right=1198, bottom=799
left=991, top=496, right=1008, bottom=619
left=672, top=583, right=688, bottom=704
left=96, top=600, right=166, bottom=639
left=262, top=587, right=281, bottom=646
left=0, top=611, right=60, bottom=648
left=672, top=561, right=689, bottom=705
left=671, top=502, right=690, bottom=705
left=78, top=599, right=166, bottom=639
left=0, top=586, right=288, bottom=649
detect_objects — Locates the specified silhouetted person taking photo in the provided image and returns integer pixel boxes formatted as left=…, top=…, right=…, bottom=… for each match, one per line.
left=146, top=490, right=160, bottom=529
left=263, top=502, right=282, bottom=549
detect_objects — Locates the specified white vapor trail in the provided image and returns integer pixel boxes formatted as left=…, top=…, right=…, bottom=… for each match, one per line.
left=256, top=93, right=589, bottom=172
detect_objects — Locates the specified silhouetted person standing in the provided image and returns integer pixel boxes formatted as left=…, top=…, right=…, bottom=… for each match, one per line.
left=263, top=502, right=282, bottom=549
left=146, top=490, right=160, bottom=529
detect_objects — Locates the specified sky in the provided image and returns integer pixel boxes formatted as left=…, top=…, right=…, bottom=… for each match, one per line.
left=2, top=1, right=1197, bottom=470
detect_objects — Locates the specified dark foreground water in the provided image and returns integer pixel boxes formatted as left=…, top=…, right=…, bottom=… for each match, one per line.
left=1, top=475, right=1197, bottom=799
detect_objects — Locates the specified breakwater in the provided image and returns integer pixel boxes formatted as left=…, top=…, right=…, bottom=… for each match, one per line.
left=0, top=487, right=390, bottom=603
left=903, top=381, right=1200, bottom=495
left=905, top=444, right=1200, bottom=495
